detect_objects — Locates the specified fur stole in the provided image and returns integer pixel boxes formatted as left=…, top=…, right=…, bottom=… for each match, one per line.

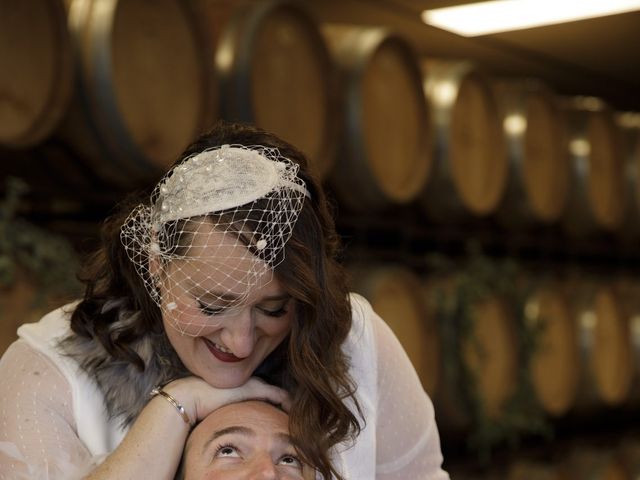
left=59, top=299, right=190, bottom=429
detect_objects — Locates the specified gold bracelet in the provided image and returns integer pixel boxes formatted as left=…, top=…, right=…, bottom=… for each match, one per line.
left=150, top=386, right=192, bottom=426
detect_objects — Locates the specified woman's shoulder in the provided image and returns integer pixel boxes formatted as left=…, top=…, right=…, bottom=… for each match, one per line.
left=341, top=293, right=379, bottom=418
left=344, top=292, right=378, bottom=354
left=16, top=301, right=85, bottom=387
left=17, top=301, right=80, bottom=348
left=348, top=292, right=375, bottom=322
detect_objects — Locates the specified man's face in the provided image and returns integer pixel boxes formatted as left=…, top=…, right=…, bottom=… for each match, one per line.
left=183, top=401, right=314, bottom=480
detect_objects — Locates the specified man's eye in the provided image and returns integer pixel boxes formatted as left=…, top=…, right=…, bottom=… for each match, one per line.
left=215, top=444, right=240, bottom=458
left=278, top=454, right=302, bottom=468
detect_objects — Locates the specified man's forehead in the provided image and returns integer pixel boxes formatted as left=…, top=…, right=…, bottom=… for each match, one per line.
left=208, top=401, right=288, bottom=427
left=190, top=402, right=290, bottom=452
left=198, top=401, right=289, bottom=437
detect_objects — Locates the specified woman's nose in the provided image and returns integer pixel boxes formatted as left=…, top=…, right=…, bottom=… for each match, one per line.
left=220, top=309, right=256, bottom=358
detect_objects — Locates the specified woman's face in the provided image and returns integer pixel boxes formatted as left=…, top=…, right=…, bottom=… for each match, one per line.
left=159, top=229, right=294, bottom=388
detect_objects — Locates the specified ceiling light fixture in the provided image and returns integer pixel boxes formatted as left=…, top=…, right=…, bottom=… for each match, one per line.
left=421, top=0, right=640, bottom=36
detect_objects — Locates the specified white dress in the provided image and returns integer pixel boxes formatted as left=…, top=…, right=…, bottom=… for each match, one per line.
left=0, top=294, right=449, bottom=479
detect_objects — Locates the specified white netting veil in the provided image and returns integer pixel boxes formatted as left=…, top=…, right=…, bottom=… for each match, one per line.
left=120, top=144, right=309, bottom=336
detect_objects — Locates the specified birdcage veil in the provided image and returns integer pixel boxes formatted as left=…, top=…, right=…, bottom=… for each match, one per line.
left=120, top=144, right=309, bottom=336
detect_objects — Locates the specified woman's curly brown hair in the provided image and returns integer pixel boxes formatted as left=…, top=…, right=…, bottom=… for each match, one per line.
left=70, top=120, right=362, bottom=479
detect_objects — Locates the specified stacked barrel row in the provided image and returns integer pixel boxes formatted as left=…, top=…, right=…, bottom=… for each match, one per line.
left=2, top=0, right=639, bottom=238
left=453, top=436, right=640, bottom=480
left=349, top=263, right=640, bottom=437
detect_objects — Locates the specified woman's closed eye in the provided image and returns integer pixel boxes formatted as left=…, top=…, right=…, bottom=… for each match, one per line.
left=257, top=305, right=289, bottom=317
left=256, top=297, right=291, bottom=317
left=198, top=300, right=232, bottom=317
left=197, top=300, right=290, bottom=317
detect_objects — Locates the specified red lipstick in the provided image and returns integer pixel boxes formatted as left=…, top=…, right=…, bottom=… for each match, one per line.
left=203, top=338, right=243, bottom=363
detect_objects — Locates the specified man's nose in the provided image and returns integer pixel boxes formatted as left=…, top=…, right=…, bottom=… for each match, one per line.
left=248, top=453, right=279, bottom=479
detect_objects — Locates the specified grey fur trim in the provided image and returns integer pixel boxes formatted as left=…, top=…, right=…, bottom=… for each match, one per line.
left=60, top=300, right=189, bottom=428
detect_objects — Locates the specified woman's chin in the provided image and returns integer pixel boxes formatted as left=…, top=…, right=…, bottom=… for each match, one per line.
left=200, top=368, right=252, bottom=389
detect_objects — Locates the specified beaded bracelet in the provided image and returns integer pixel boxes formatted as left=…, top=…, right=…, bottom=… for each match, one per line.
left=150, top=386, right=192, bottom=426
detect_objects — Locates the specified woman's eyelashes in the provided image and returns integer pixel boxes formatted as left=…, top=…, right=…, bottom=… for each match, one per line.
left=256, top=305, right=289, bottom=317
left=197, top=300, right=289, bottom=317
left=197, top=300, right=228, bottom=316
left=257, top=297, right=292, bottom=317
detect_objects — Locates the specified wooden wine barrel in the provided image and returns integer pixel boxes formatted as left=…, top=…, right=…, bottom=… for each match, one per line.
left=569, top=280, right=634, bottom=409
left=349, top=265, right=440, bottom=396
left=612, top=277, right=640, bottom=406
left=0, top=141, right=126, bottom=206
left=564, top=447, right=630, bottom=480
left=617, top=437, right=640, bottom=477
left=616, top=112, right=640, bottom=241
left=524, top=283, right=579, bottom=416
left=323, top=26, right=432, bottom=211
left=431, top=281, right=518, bottom=430
left=450, top=470, right=503, bottom=480
left=212, top=0, right=337, bottom=180
left=0, top=273, right=71, bottom=356
left=508, top=460, right=571, bottom=480
left=493, top=79, right=570, bottom=227
left=463, top=295, right=518, bottom=418
left=0, top=0, right=74, bottom=148
left=561, top=97, right=626, bottom=235
left=0, top=274, right=37, bottom=355
left=420, top=60, right=508, bottom=221
left=631, top=310, right=640, bottom=405
left=52, top=0, right=216, bottom=190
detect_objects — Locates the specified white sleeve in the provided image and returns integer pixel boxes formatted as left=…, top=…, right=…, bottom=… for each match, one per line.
left=0, top=340, right=97, bottom=479
left=372, top=313, right=450, bottom=479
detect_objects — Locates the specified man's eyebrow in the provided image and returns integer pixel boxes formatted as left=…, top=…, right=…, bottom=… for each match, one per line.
left=202, top=426, right=254, bottom=454
left=201, top=426, right=298, bottom=453
left=276, top=432, right=296, bottom=446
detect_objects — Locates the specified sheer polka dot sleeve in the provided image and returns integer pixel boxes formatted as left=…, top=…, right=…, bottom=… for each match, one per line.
left=0, top=340, right=96, bottom=479
left=372, top=313, right=450, bottom=479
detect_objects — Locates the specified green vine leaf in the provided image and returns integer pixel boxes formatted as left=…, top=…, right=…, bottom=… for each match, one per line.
left=427, top=246, right=553, bottom=463
left=0, top=177, right=81, bottom=301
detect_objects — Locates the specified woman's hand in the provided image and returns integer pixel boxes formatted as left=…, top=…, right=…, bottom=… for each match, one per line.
left=161, top=376, right=291, bottom=424
left=85, top=376, right=290, bottom=479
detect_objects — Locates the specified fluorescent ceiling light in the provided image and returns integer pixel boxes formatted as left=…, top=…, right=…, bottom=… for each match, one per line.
left=421, top=0, right=640, bottom=36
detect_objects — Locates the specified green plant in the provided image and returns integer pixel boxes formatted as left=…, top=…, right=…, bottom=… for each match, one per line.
left=427, top=243, right=552, bottom=463
left=0, top=177, right=81, bottom=304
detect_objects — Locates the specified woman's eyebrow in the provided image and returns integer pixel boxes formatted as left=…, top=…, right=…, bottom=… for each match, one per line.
left=197, top=291, right=241, bottom=304
left=197, top=292, right=291, bottom=304
left=258, top=294, right=292, bottom=303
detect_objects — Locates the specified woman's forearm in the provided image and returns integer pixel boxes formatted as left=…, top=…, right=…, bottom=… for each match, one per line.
left=83, top=376, right=290, bottom=479
left=85, top=395, right=190, bottom=480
